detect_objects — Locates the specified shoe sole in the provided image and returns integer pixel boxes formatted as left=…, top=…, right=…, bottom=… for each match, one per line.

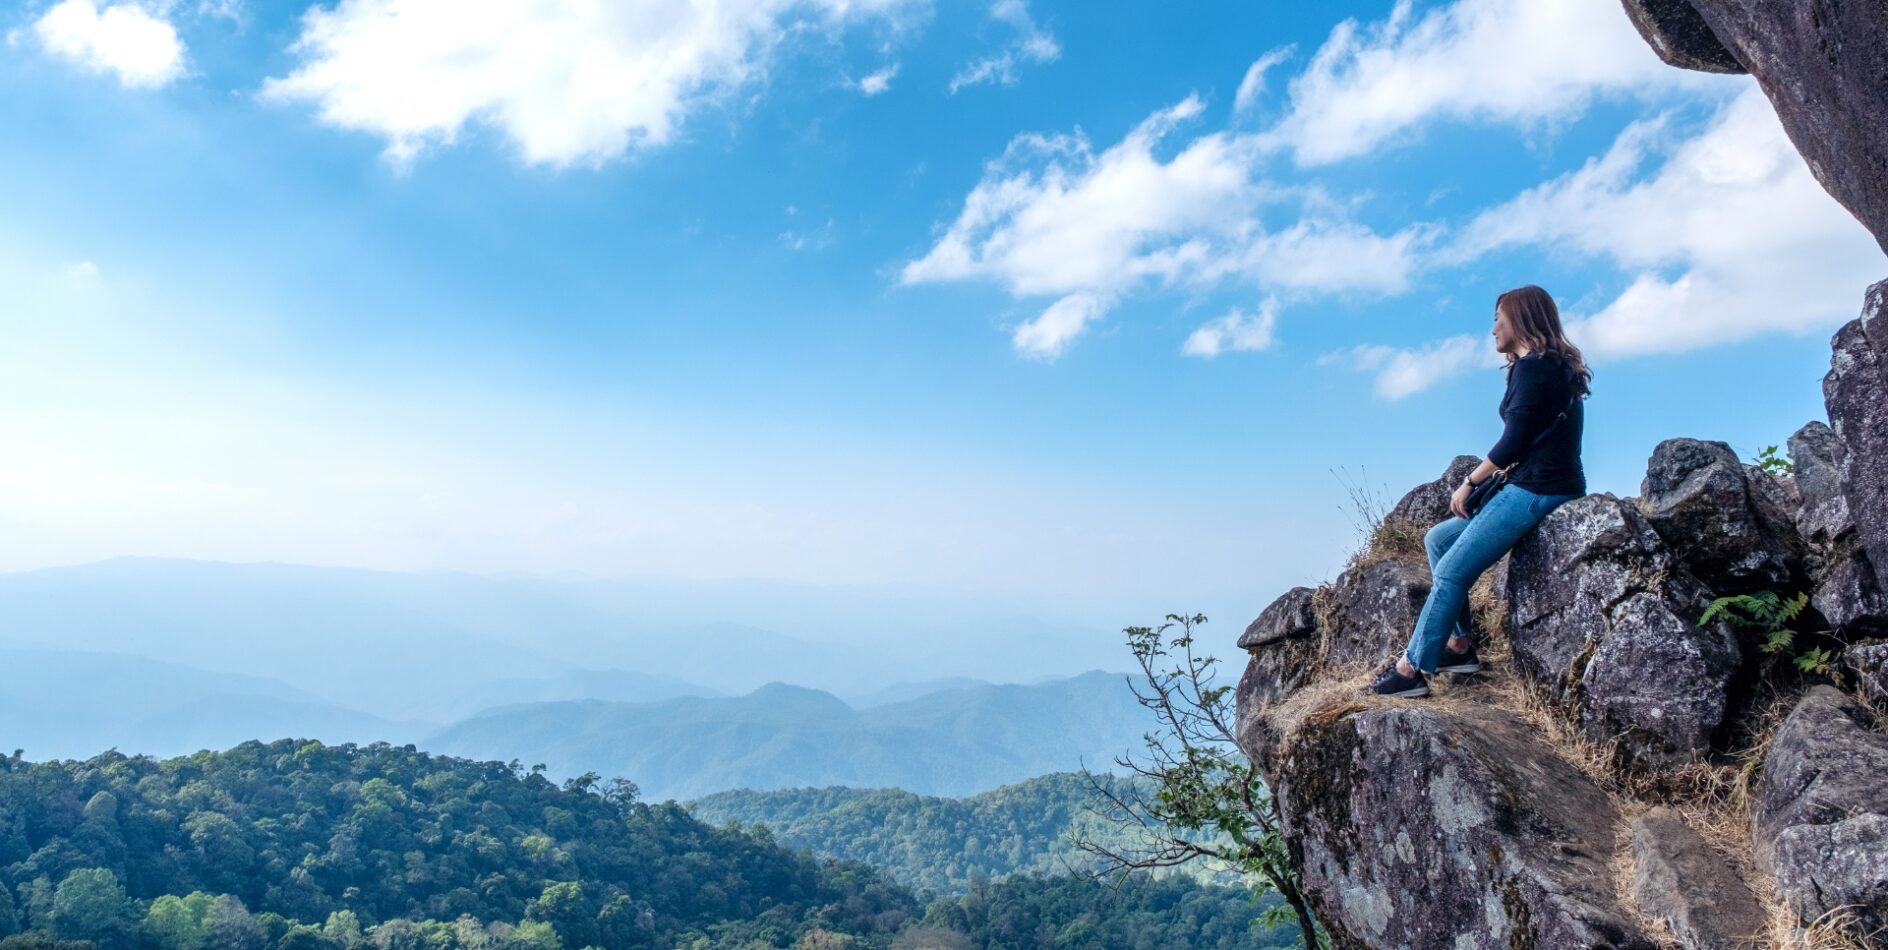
left=1377, top=685, right=1429, bottom=698
left=1436, top=662, right=1481, bottom=674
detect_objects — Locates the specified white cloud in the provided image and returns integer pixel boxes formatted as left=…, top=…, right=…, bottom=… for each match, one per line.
left=948, top=0, right=1059, bottom=94
left=1012, top=292, right=1110, bottom=360
left=1232, top=45, right=1292, bottom=115
left=1327, top=84, right=1884, bottom=397
left=1321, top=333, right=1503, bottom=398
left=903, top=97, right=1248, bottom=295
left=903, top=96, right=1425, bottom=356
left=33, top=0, right=186, bottom=89
left=1261, top=0, right=1716, bottom=166
left=1450, top=86, right=1884, bottom=360
left=261, top=0, right=911, bottom=167
left=1182, top=299, right=1279, bottom=358
left=856, top=63, right=898, bottom=96
left=1227, top=219, right=1428, bottom=294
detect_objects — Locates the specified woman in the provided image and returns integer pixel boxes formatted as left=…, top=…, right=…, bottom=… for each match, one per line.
left=1370, top=285, right=1591, bottom=698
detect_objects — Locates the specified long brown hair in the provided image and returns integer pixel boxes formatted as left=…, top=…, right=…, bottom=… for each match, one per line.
left=1498, top=285, right=1591, bottom=397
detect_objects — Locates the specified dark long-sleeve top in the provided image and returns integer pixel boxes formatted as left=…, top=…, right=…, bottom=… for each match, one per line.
left=1488, top=352, right=1586, bottom=496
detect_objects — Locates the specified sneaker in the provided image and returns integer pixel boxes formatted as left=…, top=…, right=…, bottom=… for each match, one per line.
left=1368, top=664, right=1429, bottom=698
left=1436, top=642, right=1482, bottom=674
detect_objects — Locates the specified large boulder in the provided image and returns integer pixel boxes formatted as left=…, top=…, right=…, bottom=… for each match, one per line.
left=1508, top=494, right=1742, bottom=768
left=1814, top=556, right=1888, bottom=641
left=1752, top=686, right=1888, bottom=944
left=1387, top=455, right=1480, bottom=528
left=1235, top=587, right=1323, bottom=776
left=1234, top=652, right=1309, bottom=781
left=1628, top=807, right=1768, bottom=949
left=1825, top=281, right=1888, bottom=600
left=1235, top=636, right=1317, bottom=711
left=1322, top=559, right=1429, bottom=669
left=1621, top=1, right=1888, bottom=257
left=1275, top=703, right=1656, bottom=949
left=1744, top=463, right=1802, bottom=529
left=1639, top=438, right=1800, bottom=593
left=1789, top=420, right=1888, bottom=638
left=1238, top=586, right=1318, bottom=649
left=1789, top=421, right=1852, bottom=546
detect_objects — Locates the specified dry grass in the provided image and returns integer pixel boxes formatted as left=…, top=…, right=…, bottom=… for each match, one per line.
left=1474, top=652, right=1623, bottom=788
left=1309, top=582, right=1339, bottom=643
left=1467, top=562, right=1509, bottom=643
left=1766, top=903, right=1881, bottom=949
left=1607, top=812, right=1683, bottom=950
left=1344, top=514, right=1428, bottom=573
left=1260, top=668, right=1378, bottom=744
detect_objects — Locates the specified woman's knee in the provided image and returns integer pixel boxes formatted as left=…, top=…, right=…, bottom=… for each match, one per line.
left=1424, top=520, right=1463, bottom=560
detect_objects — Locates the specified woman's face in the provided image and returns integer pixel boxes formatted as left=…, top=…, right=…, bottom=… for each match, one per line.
left=1492, top=304, right=1520, bottom=354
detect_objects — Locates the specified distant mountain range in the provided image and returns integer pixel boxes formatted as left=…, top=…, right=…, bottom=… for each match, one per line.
left=0, top=557, right=1132, bottom=720
left=0, top=645, right=430, bottom=759
left=0, top=558, right=1164, bottom=796
left=426, top=671, right=1150, bottom=800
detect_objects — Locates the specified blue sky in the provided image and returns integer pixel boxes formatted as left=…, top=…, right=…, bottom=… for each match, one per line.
left=1, top=0, right=1881, bottom=619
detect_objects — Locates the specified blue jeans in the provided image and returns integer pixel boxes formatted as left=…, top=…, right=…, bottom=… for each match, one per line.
left=1403, top=484, right=1581, bottom=673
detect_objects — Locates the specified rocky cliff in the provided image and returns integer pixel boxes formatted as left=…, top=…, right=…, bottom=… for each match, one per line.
left=1621, top=0, right=1888, bottom=595
left=1235, top=413, right=1888, bottom=948
left=1230, top=7, right=1888, bottom=947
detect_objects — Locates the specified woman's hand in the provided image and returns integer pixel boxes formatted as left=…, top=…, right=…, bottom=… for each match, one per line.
left=1451, top=480, right=1472, bottom=519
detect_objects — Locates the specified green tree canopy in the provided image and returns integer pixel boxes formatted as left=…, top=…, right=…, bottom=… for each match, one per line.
left=49, top=870, right=137, bottom=950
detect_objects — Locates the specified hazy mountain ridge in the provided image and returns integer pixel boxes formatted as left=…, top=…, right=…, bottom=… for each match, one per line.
left=426, top=671, right=1152, bottom=800
left=0, top=558, right=1129, bottom=723
left=0, top=647, right=1152, bottom=805
left=0, top=646, right=430, bottom=760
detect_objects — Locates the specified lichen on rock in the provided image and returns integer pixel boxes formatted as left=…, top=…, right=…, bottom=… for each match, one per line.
left=1274, top=702, right=1657, bottom=949
left=1506, top=493, right=1742, bottom=768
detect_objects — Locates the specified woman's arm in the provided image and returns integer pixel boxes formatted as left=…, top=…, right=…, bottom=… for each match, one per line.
left=1449, top=359, right=1557, bottom=518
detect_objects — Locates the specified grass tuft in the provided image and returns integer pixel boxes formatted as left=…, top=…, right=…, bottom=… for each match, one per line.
left=1345, top=515, right=1429, bottom=573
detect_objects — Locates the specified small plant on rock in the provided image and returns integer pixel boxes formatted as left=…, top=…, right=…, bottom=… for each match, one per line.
left=1750, top=444, right=1793, bottom=477
left=1700, top=591, right=1839, bottom=678
left=1792, top=646, right=1838, bottom=677
left=1701, top=591, right=1808, bottom=642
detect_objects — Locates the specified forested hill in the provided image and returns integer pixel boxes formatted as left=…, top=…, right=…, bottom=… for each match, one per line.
left=0, top=743, right=1288, bottom=949
left=689, top=773, right=1115, bottom=895
left=0, top=741, right=915, bottom=949
left=687, top=773, right=1241, bottom=896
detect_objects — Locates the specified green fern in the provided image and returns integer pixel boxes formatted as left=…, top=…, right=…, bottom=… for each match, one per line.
left=1701, top=590, right=1808, bottom=630
left=1794, top=647, right=1837, bottom=676
left=1705, top=590, right=1838, bottom=678
left=1762, top=628, right=1795, bottom=655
